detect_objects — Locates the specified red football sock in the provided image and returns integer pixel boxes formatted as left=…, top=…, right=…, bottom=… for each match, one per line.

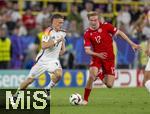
left=84, top=88, right=91, bottom=102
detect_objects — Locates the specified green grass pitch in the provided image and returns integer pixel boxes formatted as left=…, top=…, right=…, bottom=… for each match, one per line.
left=51, top=88, right=150, bottom=114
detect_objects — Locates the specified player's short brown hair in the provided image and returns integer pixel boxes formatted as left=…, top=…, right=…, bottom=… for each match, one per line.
left=87, top=11, right=98, bottom=19
left=50, top=14, right=64, bottom=23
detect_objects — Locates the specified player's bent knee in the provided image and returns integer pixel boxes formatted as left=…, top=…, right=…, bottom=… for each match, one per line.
left=89, top=70, right=98, bottom=80
left=88, top=76, right=94, bottom=81
left=90, top=71, right=97, bottom=77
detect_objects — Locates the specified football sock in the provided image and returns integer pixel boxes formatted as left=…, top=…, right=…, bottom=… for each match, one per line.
left=84, top=88, right=91, bottom=102
left=45, top=80, right=56, bottom=89
left=145, top=80, right=150, bottom=93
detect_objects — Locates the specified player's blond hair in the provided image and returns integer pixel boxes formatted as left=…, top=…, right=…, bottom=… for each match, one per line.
left=87, top=11, right=98, bottom=19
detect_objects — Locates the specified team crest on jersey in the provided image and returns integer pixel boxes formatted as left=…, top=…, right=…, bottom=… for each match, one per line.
left=98, top=28, right=102, bottom=33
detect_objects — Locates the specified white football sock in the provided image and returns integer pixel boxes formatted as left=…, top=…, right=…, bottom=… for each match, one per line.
left=145, top=80, right=150, bottom=93
left=45, top=80, right=56, bottom=89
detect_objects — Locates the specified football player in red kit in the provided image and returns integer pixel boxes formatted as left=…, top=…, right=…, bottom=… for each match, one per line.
left=81, top=11, right=142, bottom=105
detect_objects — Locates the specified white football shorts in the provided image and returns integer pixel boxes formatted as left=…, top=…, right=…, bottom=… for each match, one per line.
left=28, top=59, right=62, bottom=79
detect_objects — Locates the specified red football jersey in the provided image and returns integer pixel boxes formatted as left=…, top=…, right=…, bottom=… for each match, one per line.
left=84, top=22, right=118, bottom=59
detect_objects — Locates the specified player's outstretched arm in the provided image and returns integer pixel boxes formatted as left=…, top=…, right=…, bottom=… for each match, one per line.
left=116, top=30, right=142, bottom=51
left=59, top=40, right=66, bottom=55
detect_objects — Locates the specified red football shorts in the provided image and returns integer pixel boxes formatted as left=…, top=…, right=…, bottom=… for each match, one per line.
left=90, top=57, right=115, bottom=79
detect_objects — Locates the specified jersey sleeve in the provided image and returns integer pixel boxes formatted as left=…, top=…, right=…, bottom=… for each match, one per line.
left=106, top=23, right=118, bottom=36
left=42, top=27, right=53, bottom=42
left=84, top=31, right=91, bottom=48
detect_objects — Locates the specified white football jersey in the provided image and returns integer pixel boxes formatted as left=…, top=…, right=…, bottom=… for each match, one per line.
left=36, top=27, right=66, bottom=62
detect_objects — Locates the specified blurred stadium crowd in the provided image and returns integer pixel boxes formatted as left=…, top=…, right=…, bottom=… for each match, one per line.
left=0, top=0, right=149, bottom=70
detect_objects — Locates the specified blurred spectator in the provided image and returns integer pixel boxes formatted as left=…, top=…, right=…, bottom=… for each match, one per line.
left=3, top=5, right=16, bottom=35
left=30, top=1, right=40, bottom=11
left=119, top=22, right=129, bottom=34
left=117, top=5, right=131, bottom=33
left=139, top=24, right=149, bottom=68
left=36, top=7, right=50, bottom=24
left=139, top=37, right=148, bottom=68
left=20, top=34, right=36, bottom=69
left=129, top=5, right=141, bottom=24
left=17, top=19, right=28, bottom=36
left=0, top=27, right=11, bottom=69
left=22, top=8, right=36, bottom=35
left=80, top=1, right=94, bottom=30
left=20, top=34, right=36, bottom=57
left=42, top=18, right=51, bottom=28
left=142, top=10, right=150, bottom=39
left=11, top=3, right=21, bottom=22
left=67, top=3, right=83, bottom=37
left=48, top=4, right=55, bottom=13
left=10, top=26, right=23, bottom=69
left=68, top=3, right=82, bottom=25
left=67, top=20, right=81, bottom=38
left=107, top=0, right=113, bottom=13
left=68, top=3, right=82, bottom=34
left=131, top=13, right=147, bottom=39
left=0, top=0, right=6, bottom=7
left=142, top=24, right=150, bottom=39
left=0, top=13, right=7, bottom=29
left=95, top=7, right=105, bottom=23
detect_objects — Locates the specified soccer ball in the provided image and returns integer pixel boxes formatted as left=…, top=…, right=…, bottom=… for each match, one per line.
left=69, top=93, right=82, bottom=105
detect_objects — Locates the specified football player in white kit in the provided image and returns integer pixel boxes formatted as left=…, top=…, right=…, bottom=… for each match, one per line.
left=144, top=39, right=150, bottom=93
left=12, top=14, right=66, bottom=102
